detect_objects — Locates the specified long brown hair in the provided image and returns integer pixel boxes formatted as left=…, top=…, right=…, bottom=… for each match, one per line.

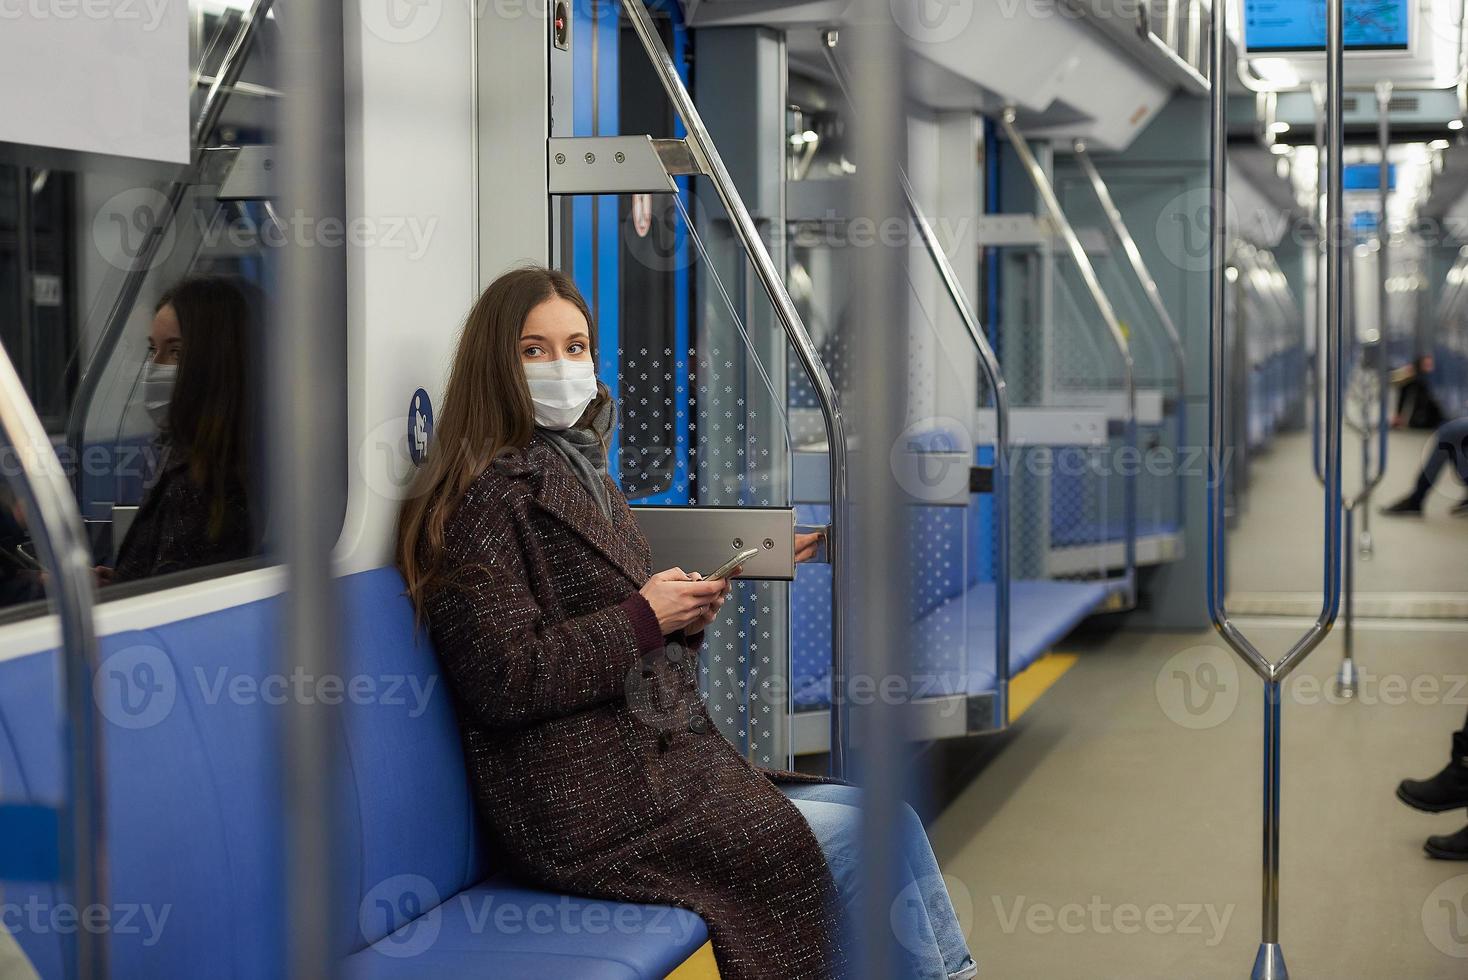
left=155, top=275, right=260, bottom=540
left=395, top=266, right=610, bottom=615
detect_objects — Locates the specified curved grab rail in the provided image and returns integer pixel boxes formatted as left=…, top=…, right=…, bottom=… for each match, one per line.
left=1071, top=142, right=1188, bottom=544
left=1208, top=1, right=1345, bottom=976
left=0, top=347, right=106, bottom=978
left=64, top=0, right=274, bottom=497
left=999, top=112, right=1138, bottom=606
left=818, top=31, right=1013, bottom=726
left=620, top=0, right=853, bottom=775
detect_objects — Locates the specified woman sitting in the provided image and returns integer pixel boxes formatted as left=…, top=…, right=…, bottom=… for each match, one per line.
left=395, top=266, right=975, bottom=980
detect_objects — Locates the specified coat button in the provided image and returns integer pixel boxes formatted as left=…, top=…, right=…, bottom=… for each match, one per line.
left=687, top=715, right=707, bottom=735
left=665, top=645, right=683, bottom=664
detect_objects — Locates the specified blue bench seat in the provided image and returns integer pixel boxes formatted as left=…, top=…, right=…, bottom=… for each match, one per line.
left=0, top=567, right=710, bottom=978
left=791, top=578, right=1110, bottom=710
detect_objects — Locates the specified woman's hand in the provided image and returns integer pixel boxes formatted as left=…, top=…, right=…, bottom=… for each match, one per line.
left=640, top=568, right=728, bottom=634
left=794, top=531, right=823, bottom=563
left=685, top=567, right=739, bottom=634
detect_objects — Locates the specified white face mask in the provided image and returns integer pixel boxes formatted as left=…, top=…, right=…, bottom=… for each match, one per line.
left=523, top=358, right=598, bottom=430
left=141, top=360, right=177, bottom=428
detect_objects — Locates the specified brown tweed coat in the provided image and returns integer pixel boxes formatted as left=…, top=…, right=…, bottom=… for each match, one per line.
left=423, top=433, right=848, bottom=979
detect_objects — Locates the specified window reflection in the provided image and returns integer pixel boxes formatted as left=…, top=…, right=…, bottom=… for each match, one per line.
left=99, top=276, right=263, bottom=586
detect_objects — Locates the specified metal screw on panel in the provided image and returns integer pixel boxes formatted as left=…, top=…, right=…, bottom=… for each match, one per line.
left=732, top=538, right=743, bottom=549
left=554, top=152, right=566, bottom=165
left=762, top=538, right=775, bottom=550
left=585, top=152, right=595, bottom=164
left=615, top=151, right=626, bottom=163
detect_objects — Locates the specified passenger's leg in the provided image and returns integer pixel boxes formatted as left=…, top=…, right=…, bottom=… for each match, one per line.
left=1383, top=417, right=1468, bottom=514
left=1398, top=707, right=1468, bottom=814
left=781, top=783, right=976, bottom=979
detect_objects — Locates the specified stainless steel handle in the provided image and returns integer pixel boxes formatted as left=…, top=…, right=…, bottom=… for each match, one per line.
left=63, top=0, right=275, bottom=497
left=1072, top=142, right=1189, bottom=535
left=621, top=0, right=852, bottom=775
left=0, top=347, right=105, bottom=976
left=820, top=32, right=1012, bottom=726
left=1208, top=1, right=1344, bottom=975
left=1000, top=112, right=1138, bottom=604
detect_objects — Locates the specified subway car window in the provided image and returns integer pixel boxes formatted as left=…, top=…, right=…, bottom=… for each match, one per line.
left=0, top=4, right=341, bottom=618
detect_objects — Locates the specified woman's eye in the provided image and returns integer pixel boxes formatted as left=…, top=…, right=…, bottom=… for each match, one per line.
left=568, top=342, right=586, bottom=355
left=523, top=346, right=543, bottom=358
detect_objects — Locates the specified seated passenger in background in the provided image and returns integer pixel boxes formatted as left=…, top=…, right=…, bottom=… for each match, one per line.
left=101, top=276, right=261, bottom=585
left=1391, top=355, right=1445, bottom=431
left=1380, top=414, right=1468, bottom=518
left=396, top=266, right=976, bottom=980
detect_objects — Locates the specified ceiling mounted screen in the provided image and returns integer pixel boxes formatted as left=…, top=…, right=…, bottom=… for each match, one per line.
left=1242, top=0, right=1410, bottom=52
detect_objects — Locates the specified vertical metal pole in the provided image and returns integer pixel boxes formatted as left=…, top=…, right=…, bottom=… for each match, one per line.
left=1311, top=82, right=1328, bottom=484
left=1260, top=678, right=1283, bottom=958
left=1209, top=1, right=1344, bottom=977
left=850, top=1, right=909, bottom=974
left=0, top=351, right=105, bottom=980
left=1339, top=507, right=1357, bottom=696
left=818, top=33, right=1011, bottom=729
left=278, top=0, right=345, bottom=976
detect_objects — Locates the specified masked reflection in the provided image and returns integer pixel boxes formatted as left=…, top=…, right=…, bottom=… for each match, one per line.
left=98, top=276, right=261, bottom=585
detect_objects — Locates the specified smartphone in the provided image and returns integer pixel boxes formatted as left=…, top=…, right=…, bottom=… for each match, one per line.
left=703, top=547, right=759, bottom=581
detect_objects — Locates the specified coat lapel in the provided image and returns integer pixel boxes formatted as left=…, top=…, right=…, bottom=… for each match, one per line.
left=524, top=439, right=650, bottom=586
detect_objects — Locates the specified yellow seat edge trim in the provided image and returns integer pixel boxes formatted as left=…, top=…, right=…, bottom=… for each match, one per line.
left=665, top=939, right=720, bottom=979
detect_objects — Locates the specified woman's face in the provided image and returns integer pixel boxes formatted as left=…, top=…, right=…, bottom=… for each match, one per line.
left=149, top=304, right=183, bottom=366
left=520, top=296, right=592, bottom=364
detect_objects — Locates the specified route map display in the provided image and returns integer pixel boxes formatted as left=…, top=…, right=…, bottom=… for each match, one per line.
left=1242, top=0, right=1410, bottom=52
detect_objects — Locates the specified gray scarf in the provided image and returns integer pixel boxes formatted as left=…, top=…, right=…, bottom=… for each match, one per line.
left=537, top=400, right=613, bottom=519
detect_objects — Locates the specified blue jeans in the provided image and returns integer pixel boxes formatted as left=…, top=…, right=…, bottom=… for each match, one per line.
left=781, top=783, right=976, bottom=979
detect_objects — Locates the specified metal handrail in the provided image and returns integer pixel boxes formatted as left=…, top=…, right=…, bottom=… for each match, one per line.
left=0, top=348, right=106, bottom=977
left=1335, top=81, right=1395, bottom=699
left=621, top=0, right=853, bottom=775
left=1349, top=80, right=1393, bottom=511
left=1208, top=0, right=1345, bottom=976
left=1071, top=141, right=1189, bottom=541
left=63, top=0, right=274, bottom=496
left=1000, top=111, right=1138, bottom=606
left=819, top=31, right=1013, bottom=726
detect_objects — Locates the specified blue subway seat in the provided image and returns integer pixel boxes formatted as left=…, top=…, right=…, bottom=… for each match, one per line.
left=790, top=491, right=1108, bottom=712
left=0, top=567, right=709, bottom=978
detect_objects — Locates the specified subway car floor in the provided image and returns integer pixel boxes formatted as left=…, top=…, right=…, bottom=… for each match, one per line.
left=928, top=621, right=1468, bottom=978
left=1228, top=430, right=1468, bottom=614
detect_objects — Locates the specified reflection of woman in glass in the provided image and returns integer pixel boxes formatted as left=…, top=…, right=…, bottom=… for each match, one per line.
left=101, top=276, right=260, bottom=584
